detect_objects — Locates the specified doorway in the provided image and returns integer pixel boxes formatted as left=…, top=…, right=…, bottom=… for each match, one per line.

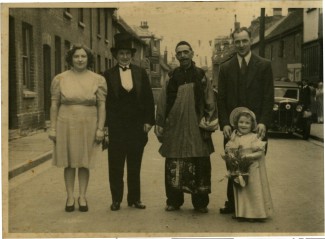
left=43, top=45, right=51, bottom=120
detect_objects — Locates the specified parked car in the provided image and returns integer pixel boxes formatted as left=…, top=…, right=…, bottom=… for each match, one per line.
left=270, top=81, right=312, bottom=139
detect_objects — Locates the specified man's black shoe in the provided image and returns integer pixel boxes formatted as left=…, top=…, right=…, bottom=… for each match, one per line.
left=195, top=207, right=209, bottom=213
left=128, top=201, right=146, bottom=209
left=110, top=202, right=120, bottom=211
left=219, top=206, right=234, bottom=214
left=165, top=205, right=180, bottom=211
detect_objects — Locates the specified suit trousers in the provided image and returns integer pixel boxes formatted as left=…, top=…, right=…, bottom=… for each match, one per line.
left=108, top=140, right=145, bottom=204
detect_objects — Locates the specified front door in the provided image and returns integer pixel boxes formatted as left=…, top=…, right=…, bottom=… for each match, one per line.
left=43, top=45, right=51, bottom=120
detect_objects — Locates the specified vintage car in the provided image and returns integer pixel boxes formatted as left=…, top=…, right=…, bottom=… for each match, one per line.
left=270, top=81, right=312, bottom=139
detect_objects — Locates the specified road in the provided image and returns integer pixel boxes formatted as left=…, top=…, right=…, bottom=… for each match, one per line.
left=7, top=130, right=324, bottom=237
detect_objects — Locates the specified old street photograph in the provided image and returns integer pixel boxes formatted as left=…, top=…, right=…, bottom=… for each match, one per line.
left=3, top=1, right=324, bottom=238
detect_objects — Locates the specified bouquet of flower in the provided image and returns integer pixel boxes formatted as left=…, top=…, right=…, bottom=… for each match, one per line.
left=221, top=146, right=253, bottom=187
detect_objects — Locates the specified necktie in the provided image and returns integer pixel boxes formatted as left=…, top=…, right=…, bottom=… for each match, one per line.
left=119, top=65, right=130, bottom=71
left=240, top=57, right=247, bottom=76
left=239, top=57, right=247, bottom=105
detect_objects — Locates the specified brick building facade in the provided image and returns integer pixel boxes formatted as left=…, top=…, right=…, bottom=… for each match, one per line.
left=9, top=8, right=116, bottom=134
left=251, top=9, right=303, bottom=82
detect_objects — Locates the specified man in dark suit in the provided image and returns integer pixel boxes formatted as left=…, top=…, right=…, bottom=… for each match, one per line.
left=217, top=27, right=274, bottom=214
left=300, top=79, right=312, bottom=139
left=103, top=33, right=155, bottom=211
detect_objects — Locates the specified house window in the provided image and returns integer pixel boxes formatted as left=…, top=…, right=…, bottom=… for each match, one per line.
left=293, top=34, right=300, bottom=57
left=269, top=45, right=273, bottom=60
left=105, top=57, right=108, bottom=70
left=55, top=36, right=61, bottom=75
left=278, top=40, right=284, bottom=58
left=150, top=63, right=158, bottom=72
left=97, top=55, right=101, bottom=73
left=97, top=9, right=101, bottom=36
left=22, top=22, right=32, bottom=89
left=64, top=8, right=72, bottom=19
left=64, top=40, right=71, bottom=70
left=78, top=8, right=85, bottom=28
left=104, top=10, right=108, bottom=40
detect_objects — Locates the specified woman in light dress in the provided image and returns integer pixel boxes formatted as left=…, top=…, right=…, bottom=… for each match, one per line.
left=49, top=44, right=107, bottom=212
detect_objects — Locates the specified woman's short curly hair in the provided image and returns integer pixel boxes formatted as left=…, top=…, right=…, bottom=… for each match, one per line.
left=65, top=44, right=94, bottom=69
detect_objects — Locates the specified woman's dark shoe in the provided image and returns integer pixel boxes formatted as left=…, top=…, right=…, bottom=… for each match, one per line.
left=128, top=201, right=146, bottom=209
left=65, top=199, right=75, bottom=212
left=78, top=197, right=88, bottom=212
left=110, top=201, right=120, bottom=211
left=165, top=205, right=180, bottom=211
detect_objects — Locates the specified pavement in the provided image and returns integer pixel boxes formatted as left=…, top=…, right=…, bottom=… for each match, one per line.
left=7, top=123, right=324, bottom=180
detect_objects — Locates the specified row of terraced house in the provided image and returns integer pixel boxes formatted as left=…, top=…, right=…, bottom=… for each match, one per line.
left=8, top=8, right=172, bottom=137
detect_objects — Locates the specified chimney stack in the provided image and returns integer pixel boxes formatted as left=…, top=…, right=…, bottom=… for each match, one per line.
left=140, top=21, right=149, bottom=29
left=273, top=8, right=282, bottom=16
left=234, top=14, right=240, bottom=31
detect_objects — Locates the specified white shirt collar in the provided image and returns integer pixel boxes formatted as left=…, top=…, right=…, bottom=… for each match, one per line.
left=119, top=64, right=130, bottom=69
left=237, top=51, right=252, bottom=67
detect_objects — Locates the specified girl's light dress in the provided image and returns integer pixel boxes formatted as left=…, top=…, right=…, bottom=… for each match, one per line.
left=225, top=131, right=274, bottom=219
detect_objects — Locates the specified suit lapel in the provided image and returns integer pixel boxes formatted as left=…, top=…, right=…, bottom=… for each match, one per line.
left=246, top=54, right=258, bottom=89
left=111, top=65, right=121, bottom=98
left=131, top=64, right=142, bottom=99
left=230, top=56, right=240, bottom=89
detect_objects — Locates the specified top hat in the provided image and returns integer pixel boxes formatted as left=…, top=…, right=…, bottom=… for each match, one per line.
left=110, top=33, right=136, bottom=54
left=229, top=107, right=257, bottom=130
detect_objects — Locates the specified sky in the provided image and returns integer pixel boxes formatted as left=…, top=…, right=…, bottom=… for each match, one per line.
left=117, top=2, right=290, bottom=66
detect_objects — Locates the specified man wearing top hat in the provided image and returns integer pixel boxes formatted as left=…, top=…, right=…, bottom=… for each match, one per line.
left=103, top=32, right=155, bottom=211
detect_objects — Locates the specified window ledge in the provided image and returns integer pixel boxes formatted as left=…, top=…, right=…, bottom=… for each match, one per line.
left=97, top=34, right=102, bottom=40
left=23, top=90, right=37, bottom=99
left=78, top=21, right=85, bottom=29
left=105, top=39, right=109, bottom=44
left=64, top=11, right=72, bottom=20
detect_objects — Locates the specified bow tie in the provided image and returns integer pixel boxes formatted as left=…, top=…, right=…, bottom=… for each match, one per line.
left=119, top=65, right=130, bottom=71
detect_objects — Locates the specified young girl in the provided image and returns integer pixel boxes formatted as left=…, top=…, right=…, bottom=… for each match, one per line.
left=224, top=107, right=273, bottom=222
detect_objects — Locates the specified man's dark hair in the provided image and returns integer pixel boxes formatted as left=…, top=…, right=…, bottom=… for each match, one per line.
left=175, top=41, right=193, bottom=52
left=231, top=27, right=252, bottom=39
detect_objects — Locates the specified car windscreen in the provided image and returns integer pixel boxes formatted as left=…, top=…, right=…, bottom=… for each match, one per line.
left=274, top=87, right=299, bottom=100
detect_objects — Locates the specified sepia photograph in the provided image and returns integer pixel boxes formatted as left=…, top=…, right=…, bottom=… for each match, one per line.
left=2, top=1, right=324, bottom=238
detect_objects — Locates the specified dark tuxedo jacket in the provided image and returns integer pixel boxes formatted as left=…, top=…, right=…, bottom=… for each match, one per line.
left=301, top=85, right=311, bottom=110
left=217, top=53, right=274, bottom=129
left=103, top=64, right=155, bottom=143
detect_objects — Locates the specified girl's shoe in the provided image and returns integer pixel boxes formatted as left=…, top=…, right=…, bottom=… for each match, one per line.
left=78, top=197, right=88, bottom=212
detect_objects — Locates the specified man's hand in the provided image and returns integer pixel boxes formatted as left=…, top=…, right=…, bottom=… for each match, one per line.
left=155, top=125, right=164, bottom=137
left=256, top=123, right=266, bottom=139
left=144, top=124, right=152, bottom=133
left=223, top=125, right=232, bottom=139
